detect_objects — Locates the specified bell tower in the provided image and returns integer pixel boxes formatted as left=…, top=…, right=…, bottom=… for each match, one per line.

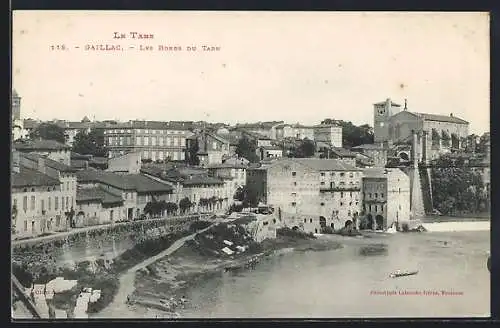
left=12, top=89, right=21, bottom=121
left=374, top=98, right=401, bottom=144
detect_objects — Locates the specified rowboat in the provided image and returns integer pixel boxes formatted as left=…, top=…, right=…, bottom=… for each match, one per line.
left=389, top=270, right=419, bottom=278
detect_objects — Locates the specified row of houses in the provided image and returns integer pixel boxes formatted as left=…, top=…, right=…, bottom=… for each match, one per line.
left=10, top=145, right=249, bottom=239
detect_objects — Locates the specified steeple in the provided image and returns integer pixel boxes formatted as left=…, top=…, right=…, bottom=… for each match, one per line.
left=404, top=99, right=408, bottom=111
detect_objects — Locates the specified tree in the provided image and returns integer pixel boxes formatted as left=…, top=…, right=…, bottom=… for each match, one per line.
left=236, top=136, right=260, bottom=163
left=431, top=154, right=488, bottom=215
left=165, top=202, right=178, bottom=215
left=72, top=128, right=107, bottom=157
left=179, top=197, right=193, bottom=214
left=29, top=123, right=66, bottom=143
left=293, top=138, right=316, bottom=158
left=186, top=139, right=200, bottom=166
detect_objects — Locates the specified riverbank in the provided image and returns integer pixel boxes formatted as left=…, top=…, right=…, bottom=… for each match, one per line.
left=102, top=226, right=344, bottom=318
left=12, top=220, right=214, bottom=319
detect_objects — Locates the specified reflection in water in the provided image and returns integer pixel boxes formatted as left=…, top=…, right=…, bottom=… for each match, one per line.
left=54, top=233, right=135, bottom=266
left=358, top=243, right=388, bottom=256
left=176, top=231, right=489, bottom=318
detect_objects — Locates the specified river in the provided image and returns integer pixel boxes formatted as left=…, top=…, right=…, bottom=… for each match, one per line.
left=174, top=231, right=490, bottom=318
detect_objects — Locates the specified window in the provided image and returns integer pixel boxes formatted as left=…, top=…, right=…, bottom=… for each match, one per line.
left=304, top=218, right=307, bottom=223
left=340, top=192, right=344, bottom=198
left=30, top=196, right=35, bottom=210
left=48, top=197, right=52, bottom=210
left=349, top=173, right=354, bottom=178
left=381, top=193, right=384, bottom=198
left=22, top=196, right=27, bottom=212
left=320, top=181, right=325, bottom=186
left=320, top=172, right=325, bottom=177
left=291, top=192, right=297, bottom=196
left=310, top=219, right=313, bottom=223
left=136, top=137, right=141, bottom=145
left=399, top=188, right=401, bottom=193
left=340, top=202, right=344, bottom=206
left=321, top=202, right=325, bottom=206
left=291, top=202, right=296, bottom=207
left=369, top=193, right=372, bottom=198
left=340, top=172, right=345, bottom=177
left=350, top=192, right=352, bottom=198
left=66, top=197, right=69, bottom=210
left=55, top=197, right=59, bottom=210
left=292, top=171, right=296, bottom=176
left=349, top=202, right=352, bottom=206
left=375, top=193, right=378, bottom=198
left=293, top=182, right=297, bottom=186
left=41, top=200, right=45, bottom=212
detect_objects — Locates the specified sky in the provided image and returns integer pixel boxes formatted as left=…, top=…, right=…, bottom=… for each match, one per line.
left=12, top=11, right=490, bottom=134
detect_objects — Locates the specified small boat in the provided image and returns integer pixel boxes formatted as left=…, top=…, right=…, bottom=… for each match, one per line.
left=389, top=270, right=419, bottom=278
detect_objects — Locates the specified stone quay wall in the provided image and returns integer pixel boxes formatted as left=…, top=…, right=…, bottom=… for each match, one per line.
left=12, top=215, right=204, bottom=267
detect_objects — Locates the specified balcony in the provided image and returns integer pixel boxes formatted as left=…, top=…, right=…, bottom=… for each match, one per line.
left=319, top=185, right=361, bottom=192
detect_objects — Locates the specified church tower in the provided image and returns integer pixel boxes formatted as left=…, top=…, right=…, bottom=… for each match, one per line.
left=373, top=98, right=401, bottom=144
left=12, top=89, right=21, bottom=121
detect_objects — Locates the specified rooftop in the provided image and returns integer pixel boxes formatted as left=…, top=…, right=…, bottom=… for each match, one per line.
left=140, top=166, right=225, bottom=186
left=14, top=139, right=70, bottom=151
left=351, top=144, right=385, bottom=150
left=76, top=186, right=124, bottom=204
left=278, top=158, right=361, bottom=171
left=21, top=152, right=77, bottom=173
left=105, top=120, right=191, bottom=130
left=12, top=167, right=60, bottom=188
left=414, top=112, right=468, bottom=125
left=76, top=169, right=174, bottom=193
left=331, top=147, right=357, bottom=158
left=206, top=162, right=248, bottom=169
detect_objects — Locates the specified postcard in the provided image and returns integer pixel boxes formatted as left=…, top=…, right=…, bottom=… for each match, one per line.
left=11, top=11, right=490, bottom=319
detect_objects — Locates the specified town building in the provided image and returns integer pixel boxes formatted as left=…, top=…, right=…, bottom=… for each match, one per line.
left=141, top=165, right=234, bottom=214
left=274, top=123, right=315, bottom=140
left=234, top=121, right=284, bottom=139
left=351, top=144, right=389, bottom=167
left=324, top=148, right=358, bottom=166
left=313, top=124, right=343, bottom=147
left=361, top=167, right=411, bottom=230
left=196, top=132, right=231, bottom=167
left=70, top=152, right=109, bottom=171
left=75, top=187, right=125, bottom=227
left=247, top=158, right=363, bottom=234
left=104, top=120, right=191, bottom=162
left=11, top=166, right=62, bottom=239
left=373, top=98, right=469, bottom=161
left=11, top=89, right=24, bottom=141
left=11, top=151, right=78, bottom=238
left=106, top=151, right=142, bottom=174
left=256, top=146, right=283, bottom=161
left=207, top=162, right=248, bottom=190
left=14, top=139, right=72, bottom=166
left=76, top=169, right=175, bottom=221
left=19, top=152, right=79, bottom=228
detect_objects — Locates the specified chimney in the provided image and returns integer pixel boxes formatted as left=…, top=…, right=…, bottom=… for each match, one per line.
left=38, top=157, right=46, bottom=174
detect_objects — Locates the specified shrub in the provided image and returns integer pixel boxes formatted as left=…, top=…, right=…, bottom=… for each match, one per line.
left=401, top=223, right=409, bottom=232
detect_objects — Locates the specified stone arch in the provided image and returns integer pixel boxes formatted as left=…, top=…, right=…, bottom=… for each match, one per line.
left=319, top=216, right=327, bottom=228
left=344, top=219, right=353, bottom=228
left=375, top=215, right=384, bottom=230
left=365, top=214, right=374, bottom=230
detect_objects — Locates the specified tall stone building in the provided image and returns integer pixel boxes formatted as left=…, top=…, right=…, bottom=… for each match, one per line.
left=11, top=89, right=24, bottom=141
left=373, top=98, right=469, bottom=162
